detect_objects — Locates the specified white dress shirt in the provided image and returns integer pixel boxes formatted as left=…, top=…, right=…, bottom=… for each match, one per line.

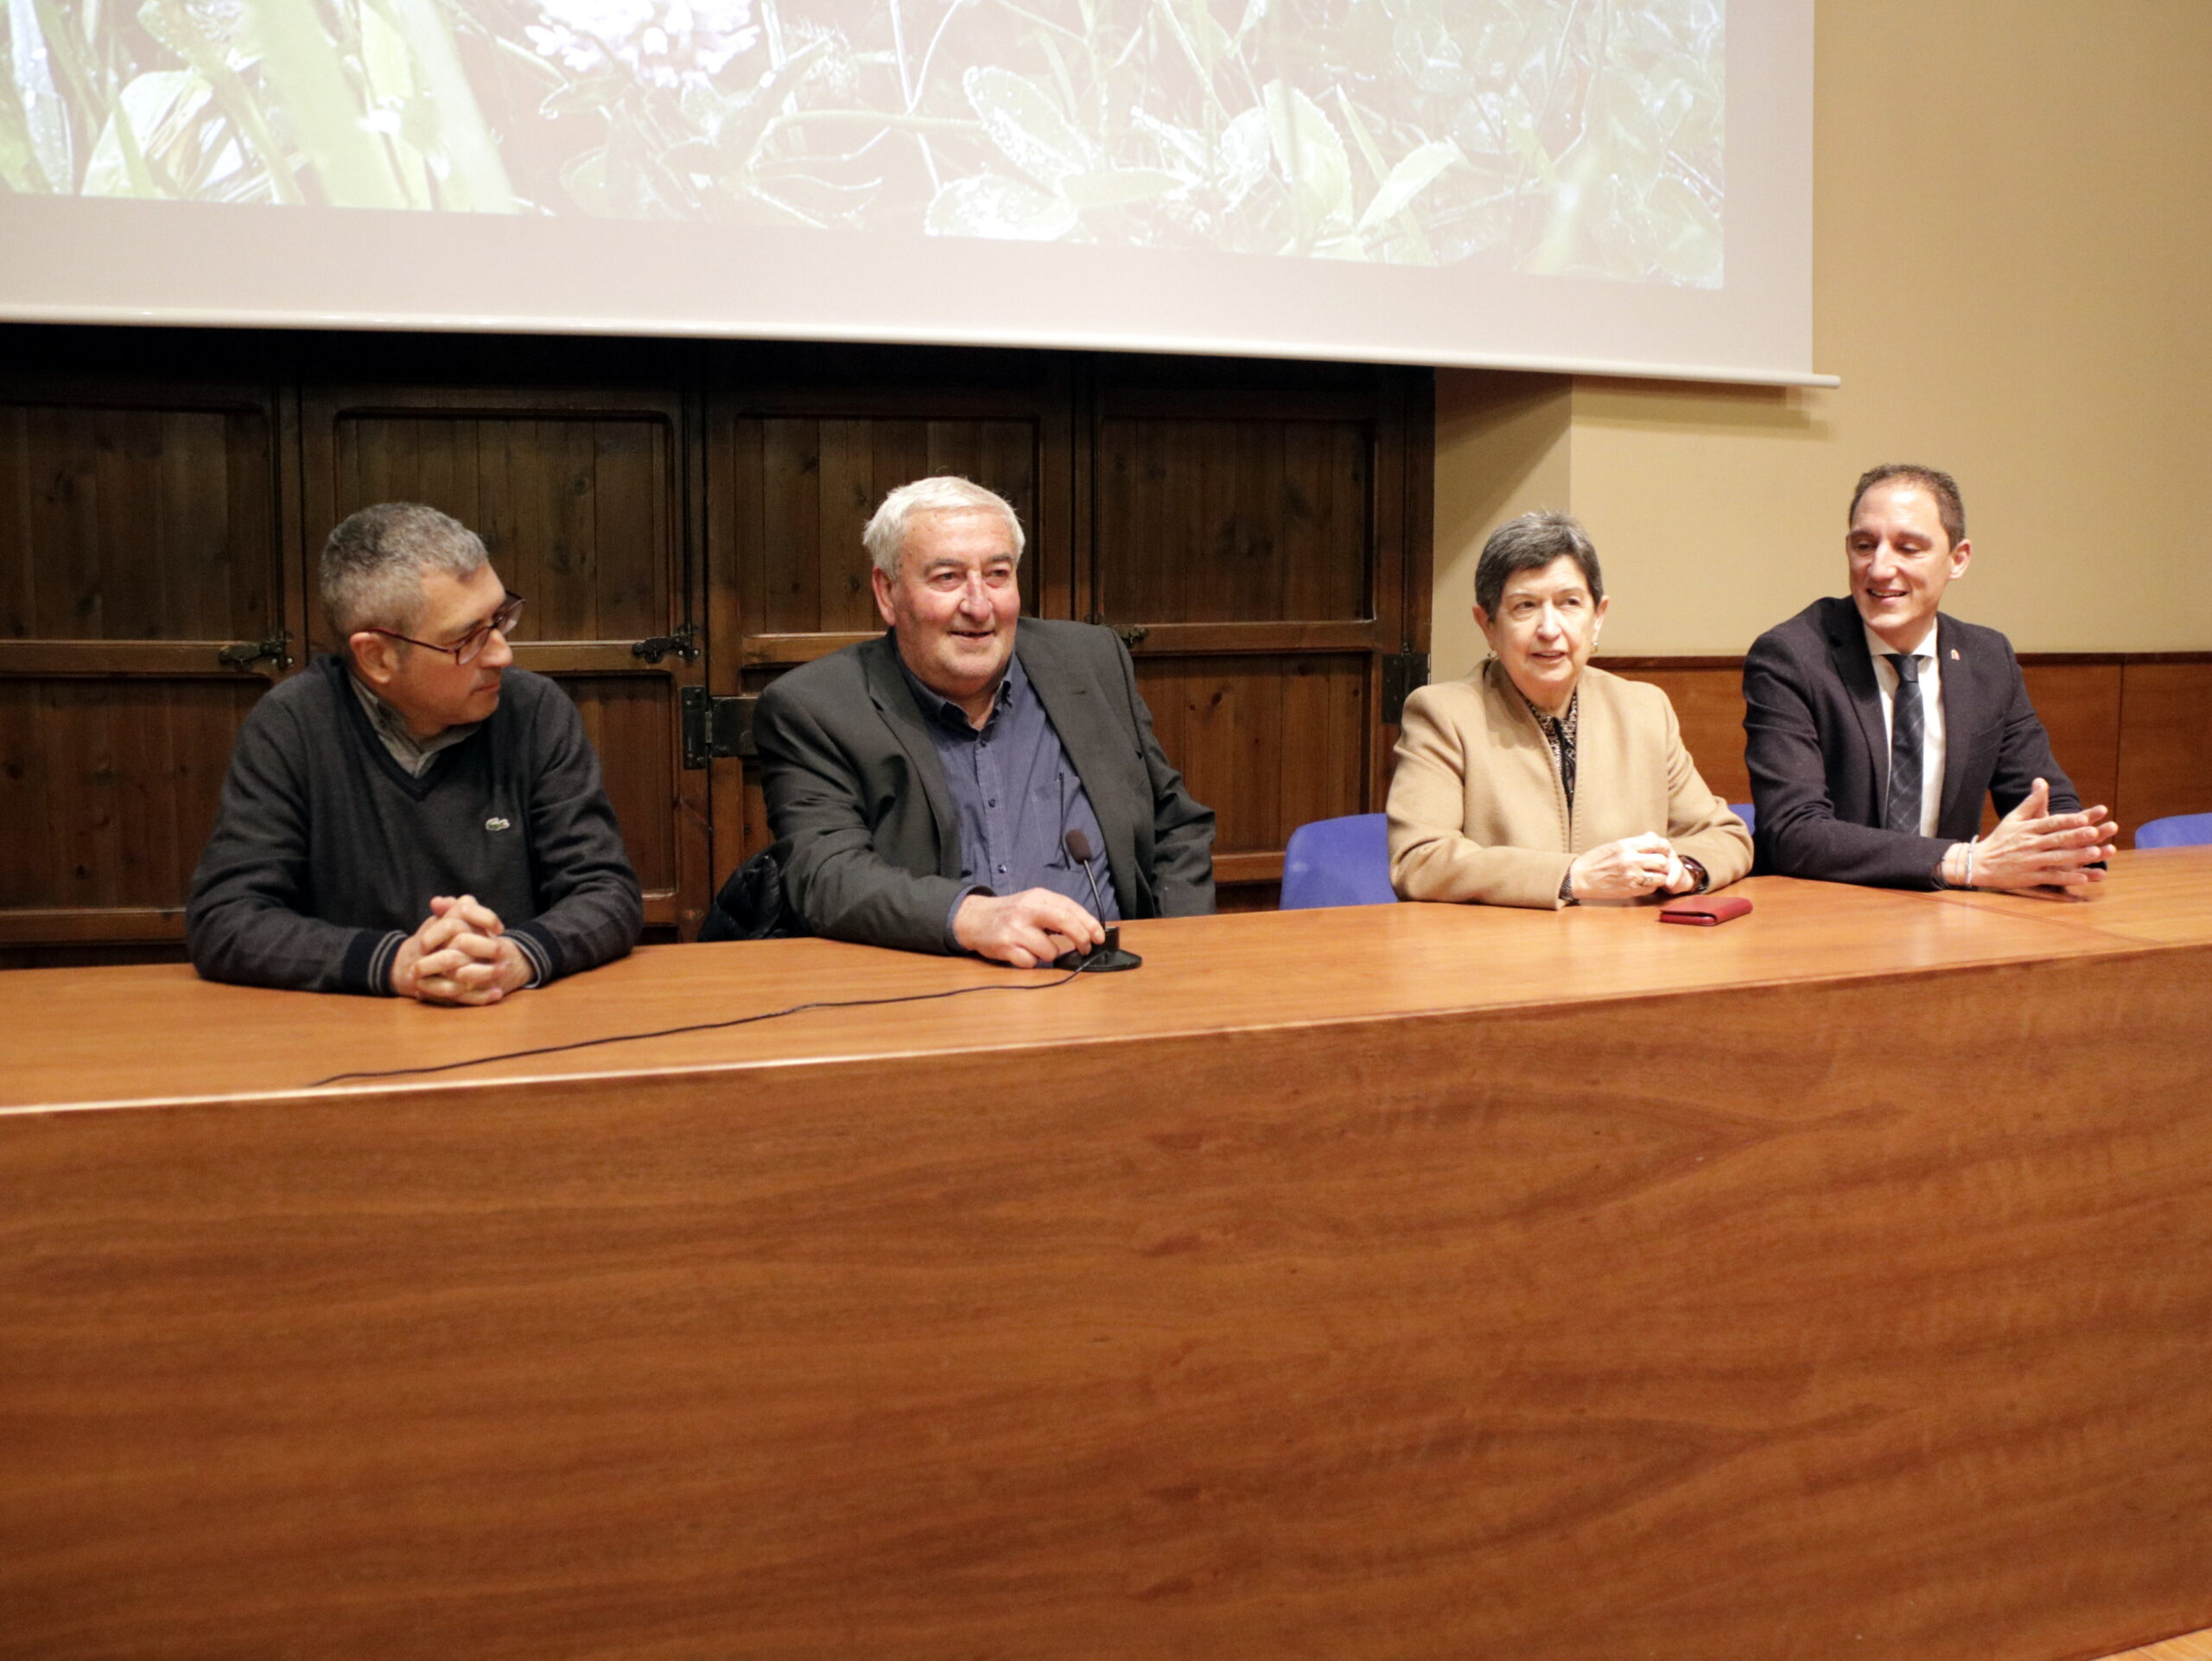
left=1864, top=620, right=1945, bottom=838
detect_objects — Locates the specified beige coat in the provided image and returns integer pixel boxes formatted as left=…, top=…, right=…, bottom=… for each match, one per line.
left=1388, top=661, right=1752, bottom=909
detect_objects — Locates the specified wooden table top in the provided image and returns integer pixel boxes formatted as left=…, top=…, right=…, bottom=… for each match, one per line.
left=3, top=847, right=2208, bottom=1114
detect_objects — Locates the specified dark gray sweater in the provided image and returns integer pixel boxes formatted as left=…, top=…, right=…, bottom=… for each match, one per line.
left=187, top=656, right=642, bottom=995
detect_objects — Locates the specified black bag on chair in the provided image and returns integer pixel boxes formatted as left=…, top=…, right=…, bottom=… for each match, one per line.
left=697, top=838, right=804, bottom=941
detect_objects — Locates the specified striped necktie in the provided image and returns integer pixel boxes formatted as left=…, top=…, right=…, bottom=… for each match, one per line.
left=1885, top=652, right=1924, bottom=834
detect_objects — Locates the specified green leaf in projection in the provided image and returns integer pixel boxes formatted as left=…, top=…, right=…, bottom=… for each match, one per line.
left=7, top=0, right=72, bottom=189
left=1058, top=164, right=1184, bottom=211
left=1261, top=80, right=1351, bottom=242
left=1644, top=173, right=1720, bottom=286
left=963, top=64, right=1093, bottom=191
left=373, top=0, right=517, bottom=213
left=1214, top=105, right=1270, bottom=208
left=243, top=0, right=408, bottom=207
left=80, top=68, right=208, bottom=196
left=925, top=172, right=1078, bottom=240
left=1357, top=138, right=1462, bottom=233
left=0, top=69, right=40, bottom=189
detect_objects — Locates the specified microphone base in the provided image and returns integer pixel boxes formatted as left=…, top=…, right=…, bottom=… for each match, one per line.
left=1054, top=926, right=1142, bottom=973
left=1067, top=945, right=1142, bottom=973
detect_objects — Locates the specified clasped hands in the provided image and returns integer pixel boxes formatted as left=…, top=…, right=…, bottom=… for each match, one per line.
left=1944, top=778, right=2118, bottom=897
left=389, top=894, right=533, bottom=1005
left=1567, top=833, right=1700, bottom=902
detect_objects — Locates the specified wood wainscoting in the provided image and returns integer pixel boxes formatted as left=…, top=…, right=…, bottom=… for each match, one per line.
left=1599, top=653, right=2212, bottom=841
left=0, top=327, right=1432, bottom=963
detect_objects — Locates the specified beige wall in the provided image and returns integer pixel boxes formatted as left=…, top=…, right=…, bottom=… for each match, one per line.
left=1433, top=0, right=2212, bottom=663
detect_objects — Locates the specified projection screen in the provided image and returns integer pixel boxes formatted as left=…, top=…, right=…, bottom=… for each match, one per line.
left=0, top=0, right=1820, bottom=384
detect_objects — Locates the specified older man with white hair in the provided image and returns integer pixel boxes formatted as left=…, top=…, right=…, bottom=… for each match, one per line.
left=753, top=477, right=1215, bottom=966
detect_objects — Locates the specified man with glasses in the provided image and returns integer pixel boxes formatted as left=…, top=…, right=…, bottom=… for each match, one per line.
left=188, top=502, right=641, bottom=1001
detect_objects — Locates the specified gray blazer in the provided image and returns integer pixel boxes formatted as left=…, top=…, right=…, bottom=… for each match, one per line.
left=1743, top=595, right=2079, bottom=888
left=753, top=620, right=1215, bottom=952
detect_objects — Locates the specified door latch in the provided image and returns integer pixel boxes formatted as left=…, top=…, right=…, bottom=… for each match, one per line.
left=632, top=621, right=701, bottom=665
left=216, top=631, right=293, bottom=671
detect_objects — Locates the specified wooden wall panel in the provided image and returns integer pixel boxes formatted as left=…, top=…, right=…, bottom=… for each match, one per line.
left=329, top=414, right=674, bottom=646
left=0, top=678, right=259, bottom=926
left=2, top=328, right=1431, bottom=954
left=0, top=361, right=285, bottom=956
left=1096, top=418, right=1370, bottom=625
left=2022, top=662, right=2124, bottom=819
left=1140, top=654, right=1369, bottom=881
left=0, top=404, right=272, bottom=642
left=1600, top=663, right=1751, bottom=805
left=730, top=416, right=1040, bottom=642
left=2119, top=661, right=2212, bottom=832
left=559, top=673, right=680, bottom=915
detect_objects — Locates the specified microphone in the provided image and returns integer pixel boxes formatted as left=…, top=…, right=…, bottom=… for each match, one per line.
left=1055, top=829, right=1142, bottom=972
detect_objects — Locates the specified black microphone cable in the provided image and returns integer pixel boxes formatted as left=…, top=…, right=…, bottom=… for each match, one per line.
left=308, top=967, right=1084, bottom=1089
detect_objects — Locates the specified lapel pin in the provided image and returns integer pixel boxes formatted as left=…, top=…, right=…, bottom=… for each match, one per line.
left=1949, top=648, right=1961, bottom=660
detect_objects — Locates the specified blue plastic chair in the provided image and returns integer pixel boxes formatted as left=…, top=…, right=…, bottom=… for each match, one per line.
left=2136, top=812, right=2212, bottom=850
left=1280, top=813, right=1397, bottom=909
left=1730, top=802, right=1757, bottom=836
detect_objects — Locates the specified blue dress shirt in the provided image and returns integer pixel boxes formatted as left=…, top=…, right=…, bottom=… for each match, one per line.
left=898, top=656, right=1121, bottom=948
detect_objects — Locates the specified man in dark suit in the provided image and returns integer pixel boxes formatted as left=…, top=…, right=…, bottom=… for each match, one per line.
left=753, top=477, right=1214, bottom=966
left=1743, top=464, right=2117, bottom=892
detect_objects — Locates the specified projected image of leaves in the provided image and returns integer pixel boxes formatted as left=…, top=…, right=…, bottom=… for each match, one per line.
left=0, top=0, right=1723, bottom=284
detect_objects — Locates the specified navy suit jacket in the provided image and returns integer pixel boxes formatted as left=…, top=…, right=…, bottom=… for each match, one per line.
left=1743, top=596, right=2079, bottom=888
left=753, top=619, right=1215, bottom=953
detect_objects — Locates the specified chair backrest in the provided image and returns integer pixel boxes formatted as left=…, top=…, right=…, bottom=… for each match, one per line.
left=1729, top=802, right=1757, bottom=836
left=1280, top=813, right=1397, bottom=909
left=2136, top=812, right=2212, bottom=850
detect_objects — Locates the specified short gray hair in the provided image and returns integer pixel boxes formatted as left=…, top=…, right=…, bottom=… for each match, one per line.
left=321, top=503, right=488, bottom=638
left=1474, top=511, right=1604, bottom=618
left=863, top=477, right=1026, bottom=579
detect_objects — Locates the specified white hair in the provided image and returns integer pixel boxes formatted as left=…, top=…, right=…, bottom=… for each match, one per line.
left=862, top=477, right=1026, bottom=579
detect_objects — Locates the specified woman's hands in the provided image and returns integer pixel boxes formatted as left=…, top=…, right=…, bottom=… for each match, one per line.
left=1568, top=834, right=1699, bottom=902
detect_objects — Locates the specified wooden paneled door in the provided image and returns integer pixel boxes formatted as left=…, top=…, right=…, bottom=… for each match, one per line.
left=2, top=326, right=1433, bottom=959
left=0, top=362, right=293, bottom=958
left=299, top=354, right=709, bottom=939
left=1084, top=358, right=1432, bottom=904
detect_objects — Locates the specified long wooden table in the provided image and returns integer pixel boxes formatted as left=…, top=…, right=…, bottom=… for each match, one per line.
left=5, top=850, right=2212, bottom=1661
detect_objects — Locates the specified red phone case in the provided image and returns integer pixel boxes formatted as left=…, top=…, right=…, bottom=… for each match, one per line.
left=1658, top=896, right=1753, bottom=926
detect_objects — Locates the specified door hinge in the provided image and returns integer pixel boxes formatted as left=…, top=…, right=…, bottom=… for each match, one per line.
left=1381, top=649, right=1427, bottom=725
left=681, top=687, right=757, bottom=768
left=216, top=630, right=293, bottom=672
left=632, top=621, right=701, bottom=665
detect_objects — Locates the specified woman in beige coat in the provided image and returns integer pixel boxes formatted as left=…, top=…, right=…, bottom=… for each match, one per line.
left=1389, top=512, right=1751, bottom=908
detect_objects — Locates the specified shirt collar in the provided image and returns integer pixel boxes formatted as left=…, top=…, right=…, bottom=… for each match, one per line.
left=1512, top=680, right=1579, bottom=735
left=1863, top=618, right=1938, bottom=665
left=899, top=652, right=1025, bottom=735
left=347, top=671, right=480, bottom=773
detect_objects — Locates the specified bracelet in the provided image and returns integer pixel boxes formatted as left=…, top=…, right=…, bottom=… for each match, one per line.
left=1939, top=837, right=1979, bottom=890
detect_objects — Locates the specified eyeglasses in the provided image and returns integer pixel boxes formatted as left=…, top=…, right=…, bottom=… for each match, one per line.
left=369, top=593, right=524, bottom=665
